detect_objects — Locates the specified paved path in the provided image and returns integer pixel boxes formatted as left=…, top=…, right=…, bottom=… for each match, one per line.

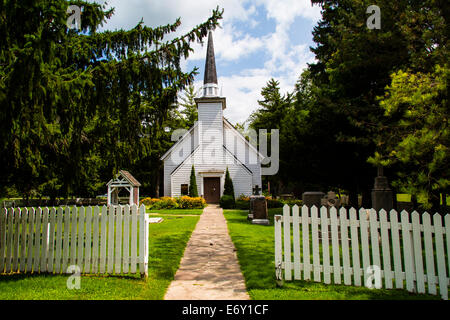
left=164, top=205, right=250, bottom=300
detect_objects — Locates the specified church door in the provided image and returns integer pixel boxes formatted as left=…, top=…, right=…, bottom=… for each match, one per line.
left=203, top=177, right=220, bottom=204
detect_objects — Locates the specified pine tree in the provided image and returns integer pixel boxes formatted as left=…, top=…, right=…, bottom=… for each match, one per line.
left=0, top=1, right=223, bottom=199
left=189, top=165, right=199, bottom=197
left=223, top=167, right=235, bottom=199
left=179, top=85, right=199, bottom=128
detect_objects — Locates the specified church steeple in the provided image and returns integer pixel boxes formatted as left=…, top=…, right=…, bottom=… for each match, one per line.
left=202, top=32, right=219, bottom=97
left=204, top=32, right=218, bottom=85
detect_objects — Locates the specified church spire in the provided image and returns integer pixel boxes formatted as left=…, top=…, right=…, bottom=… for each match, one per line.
left=204, top=32, right=218, bottom=84
left=202, top=32, right=219, bottom=97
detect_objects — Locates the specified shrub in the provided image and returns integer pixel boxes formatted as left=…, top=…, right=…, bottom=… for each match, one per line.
left=223, top=167, right=235, bottom=200
left=140, top=197, right=160, bottom=207
left=267, top=198, right=284, bottom=208
left=177, top=196, right=207, bottom=209
left=151, top=196, right=179, bottom=209
left=189, top=165, right=199, bottom=197
left=281, top=199, right=303, bottom=207
left=220, top=195, right=235, bottom=209
left=235, top=199, right=250, bottom=210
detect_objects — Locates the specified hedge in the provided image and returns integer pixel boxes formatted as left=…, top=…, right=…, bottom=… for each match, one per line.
left=140, top=196, right=206, bottom=209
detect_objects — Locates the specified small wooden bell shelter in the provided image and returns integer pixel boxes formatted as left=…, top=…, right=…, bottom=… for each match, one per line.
left=106, top=170, right=141, bottom=206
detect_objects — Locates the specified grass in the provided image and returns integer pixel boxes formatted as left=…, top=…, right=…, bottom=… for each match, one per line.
left=224, top=208, right=440, bottom=300
left=0, top=213, right=200, bottom=300
left=146, top=208, right=204, bottom=215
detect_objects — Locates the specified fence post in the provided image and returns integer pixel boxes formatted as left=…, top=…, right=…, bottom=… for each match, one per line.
left=274, top=214, right=283, bottom=283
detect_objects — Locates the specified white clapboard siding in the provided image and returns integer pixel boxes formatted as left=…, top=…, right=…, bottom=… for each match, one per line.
left=0, top=205, right=150, bottom=278
left=275, top=205, right=450, bottom=300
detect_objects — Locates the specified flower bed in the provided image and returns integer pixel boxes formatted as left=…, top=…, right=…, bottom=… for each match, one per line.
left=140, top=196, right=206, bottom=209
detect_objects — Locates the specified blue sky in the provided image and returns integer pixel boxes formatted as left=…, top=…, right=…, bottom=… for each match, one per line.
left=93, top=0, right=322, bottom=124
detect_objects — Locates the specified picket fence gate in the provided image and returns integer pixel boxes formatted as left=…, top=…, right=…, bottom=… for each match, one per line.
left=0, top=204, right=150, bottom=277
left=274, top=205, right=450, bottom=300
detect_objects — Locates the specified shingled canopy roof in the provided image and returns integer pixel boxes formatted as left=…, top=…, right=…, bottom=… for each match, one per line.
left=107, top=170, right=141, bottom=187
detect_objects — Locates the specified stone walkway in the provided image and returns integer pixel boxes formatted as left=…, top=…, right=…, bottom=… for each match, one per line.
left=164, top=205, right=250, bottom=300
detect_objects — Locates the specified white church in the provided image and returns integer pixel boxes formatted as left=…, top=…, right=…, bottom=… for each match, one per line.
left=161, top=32, right=263, bottom=203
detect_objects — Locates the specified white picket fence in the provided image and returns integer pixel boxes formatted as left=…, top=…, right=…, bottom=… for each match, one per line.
left=274, top=205, right=450, bottom=300
left=0, top=204, right=150, bottom=277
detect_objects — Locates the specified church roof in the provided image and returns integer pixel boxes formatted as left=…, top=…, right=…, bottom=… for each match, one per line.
left=203, top=32, right=218, bottom=85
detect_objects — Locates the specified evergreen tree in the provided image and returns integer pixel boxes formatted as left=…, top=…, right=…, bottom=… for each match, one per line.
left=0, top=1, right=223, bottom=199
left=248, top=79, right=291, bottom=197
left=223, top=167, right=235, bottom=199
left=189, top=165, right=198, bottom=197
left=179, top=84, right=199, bottom=128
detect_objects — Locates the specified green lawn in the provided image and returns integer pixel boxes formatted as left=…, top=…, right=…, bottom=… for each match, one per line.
left=146, top=208, right=204, bottom=215
left=0, top=213, right=199, bottom=299
left=224, top=208, right=440, bottom=300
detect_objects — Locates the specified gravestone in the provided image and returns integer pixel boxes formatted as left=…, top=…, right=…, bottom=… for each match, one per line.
left=321, top=191, right=341, bottom=208
left=371, top=167, right=393, bottom=212
left=249, top=185, right=269, bottom=225
left=302, top=191, right=325, bottom=208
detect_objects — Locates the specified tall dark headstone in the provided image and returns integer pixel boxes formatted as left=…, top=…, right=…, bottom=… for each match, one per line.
left=302, top=192, right=325, bottom=208
left=249, top=185, right=269, bottom=225
left=371, top=166, right=393, bottom=212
